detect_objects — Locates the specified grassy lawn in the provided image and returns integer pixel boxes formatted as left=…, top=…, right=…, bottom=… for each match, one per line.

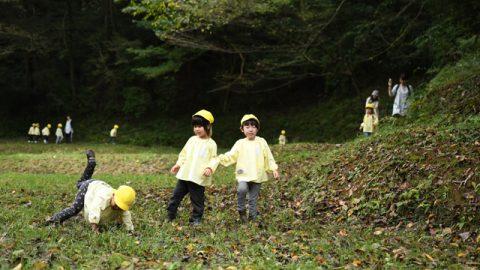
left=0, top=140, right=478, bottom=269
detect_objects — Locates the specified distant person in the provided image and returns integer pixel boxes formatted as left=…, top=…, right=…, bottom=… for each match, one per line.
left=55, top=123, right=64, bottom=144
left=167, top=110, right=218, bottom=226
left=109, top=124, right=119, bottom=144
left=387, top=74, right=413, bottom=116
left=33, top=123, right=41, bottom=143
left=65, top=116, right=73, bottom=143
left=213, top=114, right=280, bottom=223
left=360, top=103, right=378, bottom=137
left=366, top=90, right=380, bottom=119
left=278, top=130, right=287, bottom=145
left=27, top=123, right=35, bottom=143
left=45, top=150, right=136, bottom=232
left=42, top=124, right=52, bottom=144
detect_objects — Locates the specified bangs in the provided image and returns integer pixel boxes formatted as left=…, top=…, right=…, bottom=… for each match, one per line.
left=242, top=119, right=259, bottom=128
left=192, top=115, right=209, bottom=127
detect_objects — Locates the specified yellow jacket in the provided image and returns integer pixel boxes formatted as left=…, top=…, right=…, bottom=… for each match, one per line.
left=360, top=114, right=378, bottom=133
left=83, top=181, right=134, bottom=231
left=175, top=136, right=218, bottom=186
left=42, top=127, right=50, bottom=136
left=216, top=136, right=278, bottom=183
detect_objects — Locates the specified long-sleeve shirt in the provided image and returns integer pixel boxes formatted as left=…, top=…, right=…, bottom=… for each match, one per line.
left=110, top=128, right=117, bottom=137
left=33, top=127, right=40, bottom=136
left=215, top=136, right=278, bottom=183
left=65, top=120, right=73, bottom=134
left=42, top=127, right=50, bottom=136
left=28, top=127, right=34, bottom=135
left=360, top=114, right=378, bottom=133
left=175, top=136, right=218, bottom=187
left=278, top=135, right=286, bottom=145
left=83, top=181, right=134, bottom=231
left=55, top=128, right=63, bottom=137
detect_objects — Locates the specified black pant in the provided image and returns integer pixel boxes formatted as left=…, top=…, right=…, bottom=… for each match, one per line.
left=167, top=180, right=205, bottom=221
left=49, top=159, right=96, bottom=223
left=65, top=132, right=72, bottom=143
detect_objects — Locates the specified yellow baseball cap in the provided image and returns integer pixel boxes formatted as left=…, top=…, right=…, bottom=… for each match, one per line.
left=240, top=114, right=260, bottom=125
left=365, top=103, right=375, bottom=109
left=193, top=110, right=214, bottom=124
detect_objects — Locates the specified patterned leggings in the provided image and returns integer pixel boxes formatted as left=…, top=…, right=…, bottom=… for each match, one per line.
left=48, top=159, right=96, bottom=223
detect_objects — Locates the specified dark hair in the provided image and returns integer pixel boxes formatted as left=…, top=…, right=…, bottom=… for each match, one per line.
left=399, top=73, right=407, bottom=81
left=241, top=119, right=260, bottom=129
left=192, top=115, right=211, bottom=134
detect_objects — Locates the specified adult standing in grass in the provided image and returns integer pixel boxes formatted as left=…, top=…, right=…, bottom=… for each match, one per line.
left=64, top=116, right=73, bottom=143
left=167, top=110, right=218, bottom=226
left=366, top=90, right=380, bottom=119
left=387, top=73, right=413, bottom=116
left=45, top=150, right=136, bottom=232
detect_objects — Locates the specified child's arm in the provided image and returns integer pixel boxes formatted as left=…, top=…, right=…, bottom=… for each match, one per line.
left=171, top=138, right=190, bottom=173
left=204, top=143, right=218, bottom=176
left=122, top=211, right=134, bottom=231
left=263, top=140, right=279, bottom=179
left=217, top=141, right=240, bottom=167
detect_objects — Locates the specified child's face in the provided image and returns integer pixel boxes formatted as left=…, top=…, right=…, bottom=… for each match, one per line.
left=366, top=108, right=373, bottom=115
left=193, top=125, right=208, bottom=138
left=241, top=124, right=258, bottom=140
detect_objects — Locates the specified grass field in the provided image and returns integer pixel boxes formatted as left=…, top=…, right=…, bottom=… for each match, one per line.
left=0, top=138, right=478, bottom=269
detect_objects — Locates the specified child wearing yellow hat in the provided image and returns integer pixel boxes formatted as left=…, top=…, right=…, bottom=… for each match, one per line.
left=278, top=130, right=287, bottom=145
left=27, top=123, right=35, bottom=143
left=167, top=109, right=218, bottom=225
left=212, top=114, right=279, bottom=223
left=360, top=103, right=379, bottom=137
left=42, top=124, right=52, bottom=144
left=46, top=150, right=136, bottom=232
left=55, top=123, right=64, bottom=144
left=109, top=124, right=119, bottom=144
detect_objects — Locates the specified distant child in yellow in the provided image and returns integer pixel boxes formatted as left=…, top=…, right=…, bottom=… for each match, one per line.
left=27, top=123, right=35, bottom=143
left=55, top=123, right=64, bottom=144
left=278, top=130, right=287, bottom=145
left=33, top=123, right=41, bottom=143
left=360, top=103, right=379, bottom=137
left=42, top=124, right=52, bottom=144
left=167, top=110, right=218, bottom=225
left=214, top=114, right=279, bottom=222
left=109, top=124, right=119, bottom=144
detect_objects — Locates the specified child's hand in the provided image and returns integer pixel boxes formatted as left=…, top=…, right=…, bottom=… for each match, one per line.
left=273, top=170, right=280, bottom=179
left=203, top=167, right=213, bottom=177
left=170, top=165, right=180, bottom=174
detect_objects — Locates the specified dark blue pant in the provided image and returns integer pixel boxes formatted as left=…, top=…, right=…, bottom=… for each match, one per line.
left=167, top=180, right=205, bottom=222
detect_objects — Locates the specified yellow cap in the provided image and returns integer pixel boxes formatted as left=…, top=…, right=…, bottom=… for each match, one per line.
left=281, top=130, right=286, bottom=135
left=365, top=103, right=375, bottom=109
left=58, top=123, right=63, bottom=128
left=114, top=185, right=136, bottom=211
left=240, top=114, right=260, bottom=125
left=114, top=124, right=119, bottom=129
left=193, top=109, right=214, bottom=124
left=47, top=124, right=51, bottom=128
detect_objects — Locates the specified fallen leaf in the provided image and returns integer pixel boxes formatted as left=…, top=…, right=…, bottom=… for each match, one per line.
left=352, top=259, right=362, bottom=267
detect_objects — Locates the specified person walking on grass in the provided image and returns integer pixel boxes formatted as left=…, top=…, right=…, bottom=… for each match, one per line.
left=45, top=150, right=136, bottom=232
left=55, top=123, right=64, bottom=144
left=42, top=124, right=52, bottom=144
left=366, top=90, right=380, bottom=119
left=109, top=124, right=119, bottom=144
left=278, top=130, right=287, bottom=145
left=64, top=116, right=73, bottom=143
left=213, top=114, right=279, bottom=223
left=360, top=103, right=379, bottom=137
left=27, top=123, right=35, bottom=143
left=388, top=73, right=413, bottom=117
left=33, top=123, right=41, bottom=143
left=167, top=110, right=218, bottom=226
